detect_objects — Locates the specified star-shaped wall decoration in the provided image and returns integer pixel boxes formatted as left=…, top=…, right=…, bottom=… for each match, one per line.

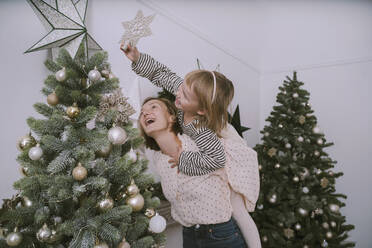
left=25, top=0, right=102, bottom=59
left=228, top=105, right=250, bottom=137
left=120, top=10, right=155, bottom=46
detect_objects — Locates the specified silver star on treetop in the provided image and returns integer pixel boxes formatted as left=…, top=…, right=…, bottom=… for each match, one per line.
left=120, top=10, right=155, bottom=46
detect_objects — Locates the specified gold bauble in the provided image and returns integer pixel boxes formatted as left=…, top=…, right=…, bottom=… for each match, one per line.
left=20, top=166, right=29, bottom=176
left=127, top=180, right=139, bottom=196
left=298, top=115, right=306, bottom=124
left=96, top=143, right=112, bottom=158
left=118, top=238, right=131, bottom=248
left=47, top=92, right=59, bottom=106
left=66, top=103, right=80, bottom=119
left=267, top=148, right=277, bottom=157
left=17, top=133, right=36, bottom=151
left=94, top=242, right=109, bottom=248
left=145, top=208, right=156, bottom=218
left=97, top=195, right=114, bottom=212
left=126, top=194, right=144, bottom=212
left=101, top=69, right=110, bottom=78
left=72, top=162, right=87, bottom=181
left=320, top=177, right=329, bottom=188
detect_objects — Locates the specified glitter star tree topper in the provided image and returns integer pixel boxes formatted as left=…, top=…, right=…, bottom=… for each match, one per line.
left=120, top=10, right=155, bottom=48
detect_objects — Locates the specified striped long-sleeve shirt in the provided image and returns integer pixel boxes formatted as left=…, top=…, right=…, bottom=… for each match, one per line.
left=132, top=53, right=226, bottom=176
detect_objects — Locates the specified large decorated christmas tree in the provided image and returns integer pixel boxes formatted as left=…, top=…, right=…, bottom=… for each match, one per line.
left=252, top=72, right=355, bottom=247
left=0, top=1, right=166, bottom=247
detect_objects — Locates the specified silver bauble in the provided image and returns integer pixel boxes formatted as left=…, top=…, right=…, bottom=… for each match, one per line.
left=312, top=126, right=321, bottom=134
left=294, top=223, right=301, bottom=230
left=94, top=242, right=109, bottom=248
left=321, top=240, right=328, bottom=247
left=88, top=68, right=101, bottom=82
left=98, top=196, right=114, bottom=212
left=285, top=143, right=292, bottom=149
left=322, top=222, right=329, bottom=229
left=300, top=168, right=309, bottom=180
left=317, top=138, right=324, bottom=145
left=53, top=216, right=62, bottom=225
left=293, top=93, right=299, bottom=98
left=28, top=144, right=43, bottom=160
left=108, top=126, right=127, bottom=145
left=6, top=231, right=23, bottom=246
left=274, top=163, right=280, bottom=169
left=316, top=169, right=322, bottom=175
left=330, top=221, right=337, bottom=228
left=314, top=150, right=320, bottom=156
left=328, top=171, right=334, bottom=176
left=257, top=204, right=263, bottom=210
left=293, top=176, right=300, bottom=182
left=55, top=67, right=66, bottom=82
left=297, top=136, right=304, bottom=142
left=262, top=236, right=268, bottom=242
left=298, top=208, right=308, bottom=216
left=329, top=204, right=340, bottom=213
left=278, top=124, right=283, bottom=128
left=101, top=69, right=110, bottom=78
left=127, top=180, right=140, bottom=196
left=258, top=164, right=262, bottom=171
left=302, top=187, right=309, bottom=194
left=326, top=231, right=333, bottom=239
left=149, top=214, right=167, bottom=233
left=268, top=193, right=277, bottom=204
left=264, top=132, right=269, bottom=137
left=22, top=196, right=33, bottom=207
left=36, top=223, right=51, bottom=242
left=128, top=149, right=137, bottom=162
left=126, top=194, right=144, bottom=212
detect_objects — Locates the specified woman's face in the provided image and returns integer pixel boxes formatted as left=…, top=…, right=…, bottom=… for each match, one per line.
left=139, top=99, right=174, bottom=137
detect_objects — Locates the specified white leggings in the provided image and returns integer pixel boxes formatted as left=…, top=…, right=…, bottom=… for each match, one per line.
left=230, top=188, right=262, bottom=248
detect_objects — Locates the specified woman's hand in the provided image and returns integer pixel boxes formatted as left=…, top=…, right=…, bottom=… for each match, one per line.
left=168, top=147, right=183, bottom=172
left=120, top=41, right=140, bottom=63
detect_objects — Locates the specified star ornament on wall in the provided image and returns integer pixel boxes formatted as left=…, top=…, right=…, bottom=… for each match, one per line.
left=120, top=10, right=155, bottom=47
left=25, top=0, right=102, bottom=59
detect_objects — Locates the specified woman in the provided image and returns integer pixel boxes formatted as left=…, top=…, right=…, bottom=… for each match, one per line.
left=139, top=97, right=261, bottom=248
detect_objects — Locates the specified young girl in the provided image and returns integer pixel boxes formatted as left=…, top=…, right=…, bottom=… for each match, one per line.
left=138, top=97, right=261, bottom=248
left=121, top=43, right=233, bottom=177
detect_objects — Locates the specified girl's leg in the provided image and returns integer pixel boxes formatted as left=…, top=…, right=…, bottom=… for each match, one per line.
left=230, top=189, right=262, bottom=248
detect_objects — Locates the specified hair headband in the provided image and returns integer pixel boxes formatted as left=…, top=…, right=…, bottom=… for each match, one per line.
left=210, top=71, right=217, bottom=103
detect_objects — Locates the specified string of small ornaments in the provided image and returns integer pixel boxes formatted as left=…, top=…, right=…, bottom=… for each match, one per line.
left=258, top=101, right=340, bottom=247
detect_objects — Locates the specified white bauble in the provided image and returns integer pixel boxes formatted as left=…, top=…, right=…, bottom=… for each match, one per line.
left=285, top=143, right=292, bottom=149
left=329, top=204, right=340, bottom=213
left=322, top=222, right=329, bottom=229
left=28, top=144, right=43, bottom=160
left=330, top=221, right=337, bottom=228
left=149, top=214, right=167, bottom=233
left=264, top=132, right=269, bottom=137
left=298, top=208, right=308, bottom=216
left=108, top=126, right=127, bottom=145
left=55, top=67, right=66, bottom=82
left=293, top=93, right=299, bottom=98
left=6, top=231, right=23, bottom=246
left=88, top=68, right=101, bottom=82
left=294, top=223, right=301, bottom=230
left=128, top=149, right=137, bottom=162
left=257, top=204, right=263, bottom=210
left=321, top=240, right=328, bottom=247
left=326, top=231, right=333, bottom=239
left=314, top=150, right=320, bottom=156
left=312, top=126, right=321, bottom=134
left=317, top=138, right=324, bottom=145
left=293, top=176, right=300, bottom=182
left=278, top=124, right=283, bottom=128
left=274, top=163, right=280, bottom=169
left=302, top=187, right=309, bottom=194
left=297, top=136, right=304, bottom=142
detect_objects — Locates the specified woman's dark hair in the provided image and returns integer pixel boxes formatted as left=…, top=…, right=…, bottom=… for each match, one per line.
left=139, top=97, right=182, bottom=151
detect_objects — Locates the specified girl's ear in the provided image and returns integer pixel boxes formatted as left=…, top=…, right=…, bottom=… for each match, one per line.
left=196, top=109, right=206, bottom=116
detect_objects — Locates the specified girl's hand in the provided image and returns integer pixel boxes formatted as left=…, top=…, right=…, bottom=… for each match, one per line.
left=120, top=41, right=140, bottom=63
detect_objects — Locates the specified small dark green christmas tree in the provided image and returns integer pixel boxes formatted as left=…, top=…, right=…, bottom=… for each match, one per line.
left=252, top=72, right=355, bottom=248
left=0, top=47, right=166, bottom=248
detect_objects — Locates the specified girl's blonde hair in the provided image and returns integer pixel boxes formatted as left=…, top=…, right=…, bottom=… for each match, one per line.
left=185, top=70, right=234, bottom=136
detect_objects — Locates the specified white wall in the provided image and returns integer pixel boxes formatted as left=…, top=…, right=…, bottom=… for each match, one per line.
left=0, top=0, right=371, bottom=247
